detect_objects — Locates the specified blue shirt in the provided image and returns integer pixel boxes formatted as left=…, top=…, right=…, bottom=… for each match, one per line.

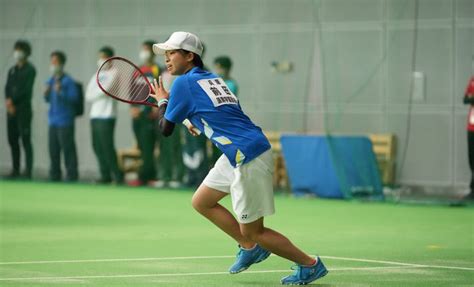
left=165, top=67, right=270, bottom=167
left=45, top=74, right=79, bottom=127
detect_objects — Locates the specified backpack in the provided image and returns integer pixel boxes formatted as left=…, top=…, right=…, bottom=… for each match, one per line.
left=48, top=75, right=84, bottom=117
left=74, top=81, right=84, bottom=117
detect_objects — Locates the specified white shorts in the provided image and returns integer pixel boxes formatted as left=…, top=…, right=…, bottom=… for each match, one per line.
left=202, top=149, right=275, bottom=224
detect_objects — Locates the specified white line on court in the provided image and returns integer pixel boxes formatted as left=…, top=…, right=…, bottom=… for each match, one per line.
left=0, top=266, right=419, bottom=281
left=1, top=255, right=472, bottom=272
left=321, top=256, right=474, bottom=271
left=0, top=255, right=236, bottom=265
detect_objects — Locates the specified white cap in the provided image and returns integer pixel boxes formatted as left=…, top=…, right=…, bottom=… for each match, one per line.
left=153, top=32, right=203, bottom=57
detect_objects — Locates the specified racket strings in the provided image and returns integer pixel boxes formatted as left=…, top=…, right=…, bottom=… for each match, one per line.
left=98, top=59, right=151, bottom=103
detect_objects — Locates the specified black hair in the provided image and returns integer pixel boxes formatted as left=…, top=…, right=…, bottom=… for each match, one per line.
left=142, top=40, right=155, bottom=51
left=99, top=46, right=114, bottom=58
left=214, top=56, right=232, bottom=71
left=14, top=40, right=31, bottom=57
left=178, top=49, right=204, bottom=69
left=193, top=54, right=204, bottom=69
left=50, top=50, right=66, bottom=65
left=201, top=43, right=206, bottom=59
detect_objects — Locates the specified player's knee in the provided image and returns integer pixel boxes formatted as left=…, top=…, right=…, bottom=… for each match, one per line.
left=191, top=194, right=206, bottom=214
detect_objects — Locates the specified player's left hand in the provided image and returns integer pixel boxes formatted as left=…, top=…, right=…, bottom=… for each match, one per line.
left=149, top=76, right=169, bottom=103
left=186, top=124, right=200, bottom=137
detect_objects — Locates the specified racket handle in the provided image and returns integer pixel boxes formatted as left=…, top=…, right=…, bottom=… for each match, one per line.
left=183, top=119, right=201, bottom=135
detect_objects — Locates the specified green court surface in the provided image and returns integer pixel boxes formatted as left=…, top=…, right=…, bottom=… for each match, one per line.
left=0, top=181, right=473, bottom=286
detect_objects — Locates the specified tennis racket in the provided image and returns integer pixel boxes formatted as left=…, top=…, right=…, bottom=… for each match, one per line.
left=96, top=56, right=156, bottom=107
left=96, top=56, right=200, bottom=135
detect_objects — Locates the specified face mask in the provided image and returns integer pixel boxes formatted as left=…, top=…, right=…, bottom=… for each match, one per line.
left=139, top=50, right=151, bottom=62
left=97, top=58, right=106, bottom=68
left=13, top=50, right=25, bottom=61
left=50, top=65, right=62, bottom=75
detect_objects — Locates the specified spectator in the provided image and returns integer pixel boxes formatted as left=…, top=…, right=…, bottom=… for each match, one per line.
left=156, top=72, right=184, bottom=188
left=463, top=56, right=474, bottom=200
left=4, top=40, right=36, bottom=179
left=86, top=46, right=123, bottom=184
left=44, top=51, right=79, bottom=182
left=181, top=127, right=208, bottom=187
left=214, top=55, right=238, bottom=95
left=154, top=37, right=185, bottom=188
left=128, top=40, right=160, bottom=186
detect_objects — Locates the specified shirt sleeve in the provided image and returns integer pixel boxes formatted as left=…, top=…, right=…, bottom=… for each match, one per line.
left=164, top=76, right=192, bottom=123
left=4, top=67, right=12, bottom=99
left=85, top=74, right=102, bottom=102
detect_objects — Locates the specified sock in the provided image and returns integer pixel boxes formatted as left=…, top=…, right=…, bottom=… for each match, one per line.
left=303, top=258, right=317, bottom=267
left=241, top=244, right=257, bottom=251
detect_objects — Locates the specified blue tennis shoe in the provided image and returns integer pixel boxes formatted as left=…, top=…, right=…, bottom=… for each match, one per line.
left=280, top=256, right=328, bottom=285
left=229, top=244, right=271, bottom=274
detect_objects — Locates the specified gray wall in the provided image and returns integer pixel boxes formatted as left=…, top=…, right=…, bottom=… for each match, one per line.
left=0, top=0, right=472, bottom=189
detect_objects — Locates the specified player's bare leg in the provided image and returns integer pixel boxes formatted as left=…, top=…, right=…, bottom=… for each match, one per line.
left=239, top=217, right=315, bottom=266
left=191, top=184, right=255, bottom=249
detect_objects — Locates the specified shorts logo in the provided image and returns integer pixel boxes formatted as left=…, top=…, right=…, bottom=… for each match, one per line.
left=241, top=214, right=248, bottom=220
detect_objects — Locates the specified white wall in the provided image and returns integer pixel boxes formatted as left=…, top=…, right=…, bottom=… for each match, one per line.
left=0, top=0, right=472, bottom=189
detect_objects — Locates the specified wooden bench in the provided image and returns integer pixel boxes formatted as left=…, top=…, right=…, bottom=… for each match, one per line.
left=118, top=133, right=396, bottom=187
left=116, top=144, right=161, bottom=176
left=264, top=131, right=288, bottom=190
left=117, top=144, right=142, bottom=174
left=368, top=134, right=396, bottom=185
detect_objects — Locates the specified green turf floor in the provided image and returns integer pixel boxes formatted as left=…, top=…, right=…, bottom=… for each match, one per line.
left=0, top=181, right=473, bottom=286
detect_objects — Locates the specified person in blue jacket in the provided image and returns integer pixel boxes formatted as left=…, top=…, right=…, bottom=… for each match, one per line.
left=44, top=51, right=79, bottom=182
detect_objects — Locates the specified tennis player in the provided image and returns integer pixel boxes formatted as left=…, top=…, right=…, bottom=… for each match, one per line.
left=149, top=31, right=328, bottom=285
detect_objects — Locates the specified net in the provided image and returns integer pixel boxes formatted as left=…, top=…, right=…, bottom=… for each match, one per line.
left=265, top=0, right=430, bottom=200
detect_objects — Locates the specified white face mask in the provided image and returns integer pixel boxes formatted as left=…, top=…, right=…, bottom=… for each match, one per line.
left=50, top=65, right=62, bottom=75
left=13, top=50, right=25, bottom=61
left=139, top=50, right=151, bottom=63
left=97, top=58, right=106, bottom=68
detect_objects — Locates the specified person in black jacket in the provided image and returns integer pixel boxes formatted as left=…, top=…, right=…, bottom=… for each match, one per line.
left=4, top=40, right=36, bottom=179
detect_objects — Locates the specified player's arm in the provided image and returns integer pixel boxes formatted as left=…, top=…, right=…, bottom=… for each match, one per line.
left=149, top=77, right=175, bottom=137
left=150, top=77, right=198, bottom=137
left=157, top=103, right=175, bottom=137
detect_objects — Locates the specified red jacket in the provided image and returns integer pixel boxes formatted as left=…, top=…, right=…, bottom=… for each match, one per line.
left=465, top=76, right=474, bottom=132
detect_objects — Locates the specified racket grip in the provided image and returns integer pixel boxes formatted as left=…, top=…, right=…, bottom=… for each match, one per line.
left=182, top=119, right=201, bottom=135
